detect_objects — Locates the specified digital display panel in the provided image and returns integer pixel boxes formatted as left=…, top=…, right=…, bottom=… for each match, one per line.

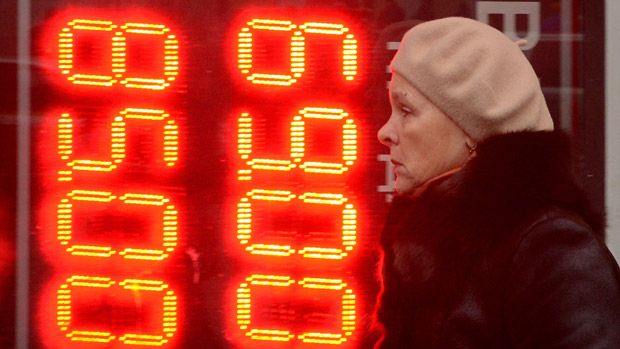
left=31, top=5, right=381, bottom=349
left=0, top=0, right=605, bottom=348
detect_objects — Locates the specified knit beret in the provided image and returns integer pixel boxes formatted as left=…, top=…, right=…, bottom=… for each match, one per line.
left=391, top=17, right=553, bottom=141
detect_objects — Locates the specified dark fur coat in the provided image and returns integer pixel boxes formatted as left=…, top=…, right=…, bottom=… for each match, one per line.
left=375, top=131, right=620, bottom=348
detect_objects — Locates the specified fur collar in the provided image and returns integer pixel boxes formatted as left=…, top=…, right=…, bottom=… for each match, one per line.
left=386, top=130, right=604, bottom=248
left=375, top=130, right=605, bottom=346
left=456, top=130, right=603, bottom=237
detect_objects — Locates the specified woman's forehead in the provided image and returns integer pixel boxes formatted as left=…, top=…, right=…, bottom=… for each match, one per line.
left=388, top=75, right=410, bottom=97
left=389, top=76, right=426, bottom=104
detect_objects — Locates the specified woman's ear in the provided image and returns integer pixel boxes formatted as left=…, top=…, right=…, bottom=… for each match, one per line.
left=465, top=139, right=477, bottom=155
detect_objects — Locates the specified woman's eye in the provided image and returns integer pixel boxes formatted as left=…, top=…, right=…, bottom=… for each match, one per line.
left=401, top=106, right=413, bottom=115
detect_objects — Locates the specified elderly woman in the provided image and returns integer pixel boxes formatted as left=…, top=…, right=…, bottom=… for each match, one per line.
left=375, top=17, right=620, bottom=348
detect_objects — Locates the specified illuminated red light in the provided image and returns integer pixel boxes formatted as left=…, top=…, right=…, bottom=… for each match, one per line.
left=231, top=13, right=363, bottom=347
left=56, top=275, right=177, bottom=346
left=43, top=9, right=366, bottom=348
left=295, top=107, right=358, bottom=174
left=57, top=108, right=178, bottom=181
left=237, top=18, right=358, bottom=86
left=42, top=11, right=184, bottom=349
left=119, top=22, right=179, bottom=90
left=58, top=19, right=179, bottom=90
left=237, top=107, right=358, bottom=181
left=58, top=19, right=118, bottom=87
left=57, top=190, right=178, bottom=261
left=236, top=274, right=356, bottom=344
left=237, top=190, right=356, bottom=259
left=300, top=22, right=358, bottom=81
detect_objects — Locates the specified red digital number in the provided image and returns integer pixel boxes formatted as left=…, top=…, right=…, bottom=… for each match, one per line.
left=233, top=15, right=361, bottom=346
left=56, top=190, right=178, bottom=261
left=236, top=189, right=356, bottom=259
left=44, top=14, right=182, bottom=349
left=57, top=108, right=179, bottom=181
left=56, top=275, right=178, bottom=346
left=236, top=274, right=356, bottom=344
left=58, top=19, right=179, bottom=90
left=237, top=18, right=358, bottom=86
left=237, top=107, right=357, bottom=181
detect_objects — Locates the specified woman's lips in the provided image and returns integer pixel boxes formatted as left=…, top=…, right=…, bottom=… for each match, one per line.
left=391, top=159, right=403, bottom=175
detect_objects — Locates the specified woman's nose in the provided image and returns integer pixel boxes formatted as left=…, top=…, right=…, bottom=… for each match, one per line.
left=377, top=121, right=396, bottom=147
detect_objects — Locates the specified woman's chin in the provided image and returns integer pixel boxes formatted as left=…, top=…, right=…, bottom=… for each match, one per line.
left=394, top=178, right=419, bottom=195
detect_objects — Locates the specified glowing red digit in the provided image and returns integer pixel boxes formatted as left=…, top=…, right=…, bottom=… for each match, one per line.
left=58, top=19, right=120, bottom=87
left=299, top=22, right=358, bottom=81
left=57, top=190, right=178, bottom=261
left=237, top=19, right=358, bottom=85
left=117, top=279, right=178, bottom=346
left=57, top=108, right=178, bottom=181
left=236, top=107, right=357, bottom=180
left=237, top=19, right=304, bottom=86
left=236, top=190, right=356, bottom=260
left=119, top=22, right=179, bottom=90
left=236, top=189, right=297, bottom=257
left=297, top=192, right=357, bottom=259
left=52, top=14, right=181, bottom=349
left=297, top=277, right=356, bottom=344
left=58, top=19, right=178, bottom=90
left=236, top=274, right=356, bottom=344
left=236, top=112, right=296, bottom=181
left=56, top=276, right=177, bottom=346
left=292, top=107, right=358, bottom=174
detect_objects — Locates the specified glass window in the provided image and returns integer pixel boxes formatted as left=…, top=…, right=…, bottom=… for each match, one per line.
left=0, top=1, right=605, bottom=348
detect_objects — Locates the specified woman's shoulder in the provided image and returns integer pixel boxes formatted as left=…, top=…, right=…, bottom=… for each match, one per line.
left=504, top=206, right=620, bottom=347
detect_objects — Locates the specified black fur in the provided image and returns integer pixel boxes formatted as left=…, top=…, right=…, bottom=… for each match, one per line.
left=452, top=130, right=604, bottom=237
left=374, top=130, right=609, bottom=348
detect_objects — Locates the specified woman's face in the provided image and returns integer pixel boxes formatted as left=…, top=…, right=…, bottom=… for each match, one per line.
left=377, top=73, right=472, bottom=195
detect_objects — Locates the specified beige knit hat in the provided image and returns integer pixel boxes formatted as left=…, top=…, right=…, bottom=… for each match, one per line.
left=391, top=17, right=553, bottom=141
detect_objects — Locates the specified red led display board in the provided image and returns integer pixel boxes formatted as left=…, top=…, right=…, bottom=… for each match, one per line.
left=30, top=4, right=381, bottom=349
left=0, top=1, right=603, bottom=348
